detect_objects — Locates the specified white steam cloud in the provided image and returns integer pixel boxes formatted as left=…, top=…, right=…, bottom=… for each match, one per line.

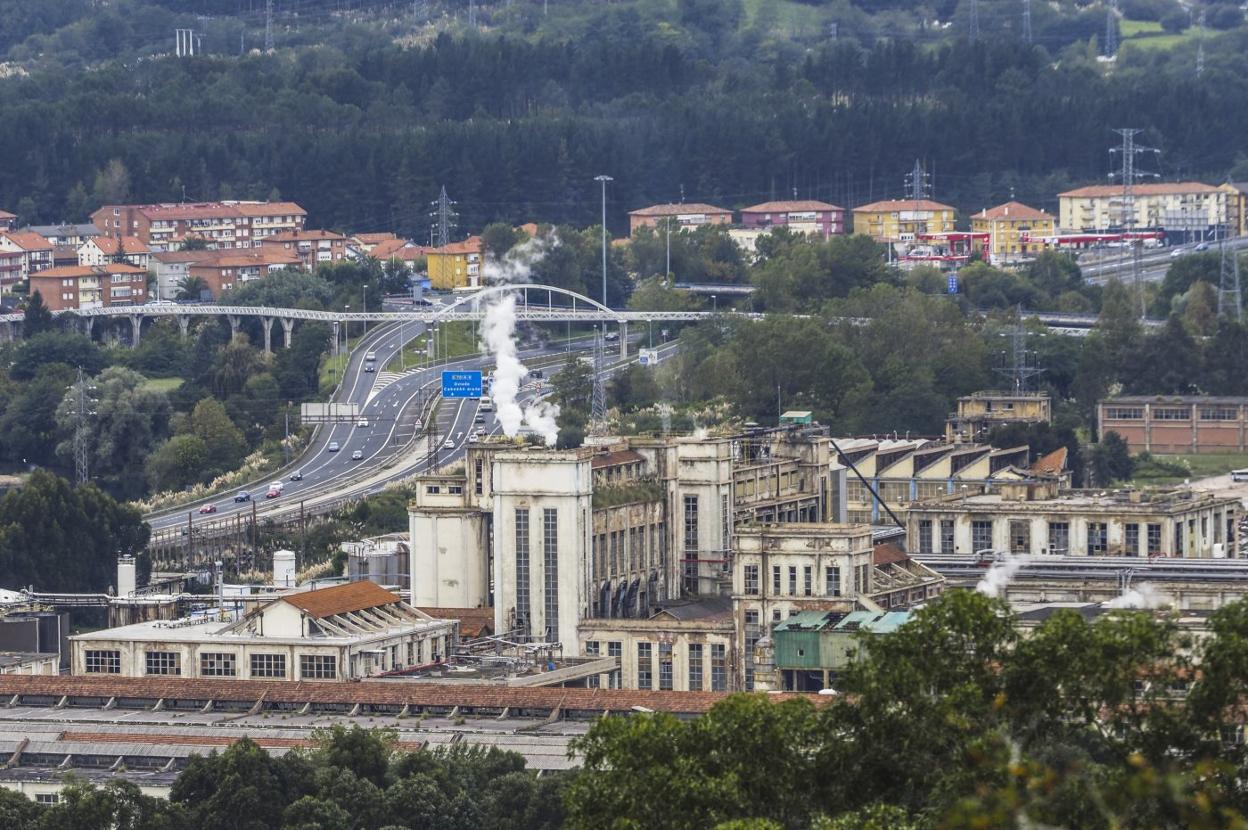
left=1105, top=582, right=1171, bottom=610
left=976, top=553, right=1025, bottom=599
left=479, top=234, right=561, bottom=446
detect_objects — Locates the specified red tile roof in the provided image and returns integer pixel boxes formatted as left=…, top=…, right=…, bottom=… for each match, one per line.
left=1031, top=446, right=1068, bottom=476
left=873, top=542, right=910, bottom=567
left=591, top=449, right=645, bottom=469
left=1059, top=181, right=1218, bottom=198
left=231, top=201, right=306, bottom=217
left=264, top=229, right=346, bottom=242
left=972, top=201, right=1050, bottom=221
left=33, top=264, right=145, bottom=278
left=416, top=607, right=495, bottom=638
left=0, top=231, right=53, bottom=251
left=91, top=235, right=149, bottom=256
left=854, top=199, right=956, bottom=213
left=279, top=581, right=400, bottom=619
left=0, top=210, right=15, bottom=221
left=0, top=674, right=816, bottom=715
left=629, top=203, right=731, bottom=217
left=427, top=236, right=482, bottom=256
left=370, top=238, right=427, bottom=260
left=353, top=232, right=399, bottom=246
left=741, top=200, right=843, bottom=214
left=191, top=251, right=301, bottom=269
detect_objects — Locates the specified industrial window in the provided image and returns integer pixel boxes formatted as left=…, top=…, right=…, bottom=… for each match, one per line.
left=688, top=643, right=704, bottom=691
left=515, top=509, right=530, bottom=636
left=744, top=609, right=760, bottom=627
left=825, top=566, right=841, bottom=596
left=84, top=650, right=120, bottom=674
left=940, top=520, right=955, bottom=554
left=585, top=640, right=600, bottom=656
left=474, top=458, right=483, bottom=495
left=448, top=485, right=463, bottom=495
left=1087, top=523, right=1108, bottom=555
left=788, top=566, right=798, bottom=595
left=299, top=654, right=336, bottom=680
left=250, top=653, right=287, bottom=679
left=1049, top=522, right=1070, bottom=554
left=1009, top=521, right=1030, bottom=554
left=772, top=565, right=781, bottom=595
left=1175, top=522, right=1184, bottom=554
left=1147, top=523, right=1162, bottom=555
left=803, top=566, right=813, bottom=596
left=918, top=520, right=933, bottom=554
left=721, top=493, right=731, bottom=551
left=1125, top=523, right=1140, bottom=556
left=201, top=653, right=237, bottom=677
left=35, top=793, right=59, bottom=805
left=1152, top=408, right=1189, bottom=421
left=858, top=564, right=871, bottom=595
left=743, top=564, right=759, bottom=595
left=972, top=520, right=993, bottom=553
left=425, top=485, right=440, bottom=494
left=711, top=644, right=727, bottom=691
left=659, top=642, right=673, bottom=691
left=145, top=651, right=181, bottom=676
left=637, top=642, right=653, bottom=690
left=683, top=495, right=699, bottom=552
left=543, top=508, right=559, bottom=641
left=610, top=531, right=619, bottom=575
left=1104, top=407, right=1144, bottom=420
left=1200, top=407, right=1239, bottom=421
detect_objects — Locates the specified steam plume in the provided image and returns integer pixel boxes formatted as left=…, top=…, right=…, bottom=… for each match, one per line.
left=976, top=553, right=1025, bottom=599
left=1105, top=582, right=1171, bottom=610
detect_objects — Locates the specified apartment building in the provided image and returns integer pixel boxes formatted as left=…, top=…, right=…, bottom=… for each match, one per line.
left=1057, top=182, right=1227, bottom=237
left=851, top=198, right=957, bottom=243
left=70, top=582, right=455, bottom=681
left=969, top=201, right=1056, bottom=261
left=191, top=250, right=301, bottom=298
left=426, top=236, right=483, bottom=289
left=738, top=200, right=845, bottom=238
left=260, top=229, right=351, bottom=269
left=22, top=223, right=99, bottom=247
left=91, top=201, right=306, bottom=252
left=28, top=264, right=148, bottom=311
left=78, top=235, right=150, bottom=269
left=906, top=486, right=1239, bottom=558
left=369, top=238, right=427, bottom=271
left=0, top=231, right=54, bottom=286
left=1098, top=396, right=1248, bottom=454
left=627, top=203, right=733, bottom=235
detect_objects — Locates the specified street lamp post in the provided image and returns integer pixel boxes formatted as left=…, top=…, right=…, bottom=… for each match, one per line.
left=594, top=174, right=613, bottom=308
left=665, top=216, right=672, bottom=284
left=712, top=294, right=718, bottom=314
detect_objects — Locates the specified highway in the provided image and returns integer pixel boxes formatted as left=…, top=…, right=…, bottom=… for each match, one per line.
left=148, top=325, right=676, bottom=535
left=1079, top=237, right=1248, bottom=285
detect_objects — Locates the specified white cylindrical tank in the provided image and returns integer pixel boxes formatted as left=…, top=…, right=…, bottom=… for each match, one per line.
left=116, top=556, right=136, bottom=597
left=1213, top=543, right=1227, bottom=559
left=273, top=549, right=297, bottom=588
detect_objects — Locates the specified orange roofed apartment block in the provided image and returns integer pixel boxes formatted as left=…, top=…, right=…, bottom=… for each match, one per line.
left=91, top=201, right=306, bottom=252
left=851, top=199, right=957, bottom=243
left=426, top=236, right=482, bottom=289
left=30, top=264, right=148, bottom=311
left=628, top=203, right=733, bottom=235
left=260, top=229, right=350, bottom=270
left=969, top=201, right=1056, bottom=264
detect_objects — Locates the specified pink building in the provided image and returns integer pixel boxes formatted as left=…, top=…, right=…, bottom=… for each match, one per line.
left=739, top=200, right=846, bottom=238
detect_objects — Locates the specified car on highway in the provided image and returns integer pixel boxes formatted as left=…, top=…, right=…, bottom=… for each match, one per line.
left=1171, top=246, right=1187, bottom=258
left=1233, top=468, right=1248, bottom=483
left=474, top=413, right=486, bottom=424
left=1196, top=242, right=1210, bottom=251
left=327, top=442, right=340, bottom=452
left=443, top=438, right=455, bottom=449
left=265, top=488, right=281, bottom=499
left=357, top=418, right=369, bottom=428
left=351, top=450, right=363, bottom=460
left=366, top=350, right=377, bottom=360
left=198, top=504, right=217, bottom=514
left=289, top=470, right=303, bottom=481
left=364, top=362, right=376, bottom=373
left=234, top=491, right=251, bottom=503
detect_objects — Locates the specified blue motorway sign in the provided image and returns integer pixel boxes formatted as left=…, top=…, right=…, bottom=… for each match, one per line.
left=947, top=274, right=959, bottom=295
left=442, top=370, right=483, bottom=398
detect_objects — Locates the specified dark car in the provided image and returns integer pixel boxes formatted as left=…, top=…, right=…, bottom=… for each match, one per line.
left=364, top=362, right=376, bottom=373
left=233, top=491, right=251, bottom=503
left=289, top=470, right=304, bottom=481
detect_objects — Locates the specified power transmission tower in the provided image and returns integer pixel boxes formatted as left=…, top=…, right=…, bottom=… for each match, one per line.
left=468, top=0, right=476, bottom=27
left=264, top=0, right=274, bottom=50
left=1105, top=0, right=1118, bottom=56
left=1219, top=234, right=1242, bottom=322
left=73, top=368, right=98, bottom=486
left=429, top=186, right=457, bottom=248
left=1022, top=0, right=1032, bottom=43
left=904, top=159, right=932, bottom=236
left=1196, top=8, right=1206, bottom=77
left=1109, top=128, right=1160, bottom=319
left=175, top=28, right=196, bottom=57
left=970, top=0, right=980, bottom=40
left=994, top=317, right=1045, bottom=392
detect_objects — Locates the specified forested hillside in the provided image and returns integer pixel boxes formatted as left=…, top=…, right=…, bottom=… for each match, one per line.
left=2, top=1, right=1248, bottom=235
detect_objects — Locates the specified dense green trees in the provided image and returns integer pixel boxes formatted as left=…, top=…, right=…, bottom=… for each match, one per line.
left=568, top=591, right=1248, bottom=828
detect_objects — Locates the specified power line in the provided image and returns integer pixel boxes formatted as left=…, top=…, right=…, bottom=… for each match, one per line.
left=1104, top=0, right=1118, bottom=56
left=265, top=0, right=275, bottom=50
left=429, top=186, right=457, bottom=248
left=73, top=368, right=99, bottom=486
left=1108, top=127, right=1160, bottom=319
left=1022, top=0, right=1032, bottom=44
left=1219, top=231, right=1242, bottom=322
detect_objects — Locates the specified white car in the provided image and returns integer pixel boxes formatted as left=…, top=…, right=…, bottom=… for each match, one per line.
left=357, top=418, right=369, bottom=428
left=351, top=450, right=363, bottom=460
left=443, top=438, right=454, bottom=449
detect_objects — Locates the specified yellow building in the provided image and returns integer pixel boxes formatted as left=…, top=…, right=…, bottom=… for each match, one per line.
left=969, top=201, right=1055, bottom=263
left=851, top=199, right=956, bottom=243
left=426, top=236, right=482, bottom=290
left=1220, top=183, right=1248, bottom=237
left=1058, top=182, right=1226, bottom=234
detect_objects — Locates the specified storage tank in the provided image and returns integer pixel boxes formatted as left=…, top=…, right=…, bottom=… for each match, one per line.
left=273, top=550, right=297, bottom=588
left=116, top=556, right=137, bottom=598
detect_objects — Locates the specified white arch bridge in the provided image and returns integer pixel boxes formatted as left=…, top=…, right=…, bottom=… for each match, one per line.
left=0, top=284, right=727, bottom=351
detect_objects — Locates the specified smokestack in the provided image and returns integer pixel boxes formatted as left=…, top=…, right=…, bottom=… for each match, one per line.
left=273, top=549, right=296, bottom=588
left=116, top=556, right=136, bottom=598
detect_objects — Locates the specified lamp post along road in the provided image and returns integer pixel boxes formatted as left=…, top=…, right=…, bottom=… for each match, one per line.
left=595, top=174, right=613, bottom=308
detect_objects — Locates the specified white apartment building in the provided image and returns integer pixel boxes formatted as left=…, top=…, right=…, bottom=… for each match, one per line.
left=1058, top=182, right=1228, bottom=236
